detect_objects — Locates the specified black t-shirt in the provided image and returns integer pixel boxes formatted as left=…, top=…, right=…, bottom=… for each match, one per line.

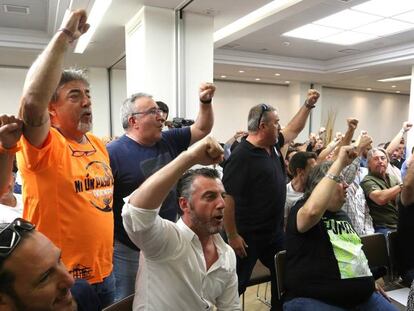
left=71, top=279, right=102, bottom=311
left=397, top=197, right=414, bottom=275
left=285, top=199, right=375, bottom=308
left=222, top=133, right=286, bottom=236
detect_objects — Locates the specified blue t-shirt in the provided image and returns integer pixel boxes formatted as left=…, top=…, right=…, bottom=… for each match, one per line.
left=107, top=128, right=191, bottom=250
left=71, top=279, right=102, bottom=311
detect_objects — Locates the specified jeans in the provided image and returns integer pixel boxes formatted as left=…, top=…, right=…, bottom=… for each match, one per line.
left=90, top=272, right=116, bottom=308
left=237, top=232, right=285, bottom=311
left=374, top=226, right=393, bottom=236
left=283, top=292, right=398, bottom=311
left=113, top=239, right=140, bottom=301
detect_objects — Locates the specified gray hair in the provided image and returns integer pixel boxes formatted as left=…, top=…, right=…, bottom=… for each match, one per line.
left=51, top=68, right=89, bottom=102
left=120, top=92, right=153, bottom=130
left=367, top=148, right=389, bottom=163
left=247, top=104, right=276, bottom=132
left=303, top=161, right=333, bottom=199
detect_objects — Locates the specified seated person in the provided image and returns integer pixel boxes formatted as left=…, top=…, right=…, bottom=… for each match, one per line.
left=122, top=137, right=240, bottom=310
left=284, top=151, right=317, bottom=227
left=361, top=148, right=401, bottom=235
left=0, top=218, right=101, bottom=311
left=397, top=151, right=414, bottom=286
left=284, top=146, right=396, bottom=311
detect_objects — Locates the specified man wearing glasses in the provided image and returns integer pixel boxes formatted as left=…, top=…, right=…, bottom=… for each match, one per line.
left=222, top=90, right=319, bottom=310
left=16, top=10, right=115, bottom=306
left=108, top=85, right=215, bottom=300
left=0, top=218, right=101, bottom=311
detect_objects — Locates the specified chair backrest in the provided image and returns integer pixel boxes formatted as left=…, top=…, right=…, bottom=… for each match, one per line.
left=247, top=260, right=272, bottom=287
left=274, top=250, right=286, bottom=300
left=360, top=233, right=390, bottom=275
left=387, top=230, right=399, bottom=280
left=103, top=294, right=134, bottom=311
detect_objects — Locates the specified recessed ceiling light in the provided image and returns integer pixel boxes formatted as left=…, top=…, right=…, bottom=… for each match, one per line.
left=352, top=0, right=414, bottom=18
left=285, top=80, right=290, bottom=83
left=283, top=24, right=341, bottom=40
left=282, top=41, right=291, bottom=46
left=391, top=85, right=396, bottom=88
left=396, top=91, right=401, bottom=93
left=378, top=75, right=411, bottom=82
left=366, top=88, right=372, bottom=90
left=319, top=31, right=378, bottom=45
left=354, top=19, right=414, bottom=37
left=220, top=75, right=227, bottom=78
left=239, top=70, right=245, bottom=73
left=313, top=9, right=382, bottom=30
left=275, top=73, right=281, bottom=76
left=255, top=78, right=261, bottom=81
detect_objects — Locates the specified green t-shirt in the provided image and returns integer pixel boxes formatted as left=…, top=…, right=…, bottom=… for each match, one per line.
left=361, top=173, right=399, bottom=228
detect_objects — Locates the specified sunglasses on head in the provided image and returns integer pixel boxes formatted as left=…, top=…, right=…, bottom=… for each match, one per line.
left=0, top=218, right=35, bottom=259
left=257, top=104, right=270, bottom=128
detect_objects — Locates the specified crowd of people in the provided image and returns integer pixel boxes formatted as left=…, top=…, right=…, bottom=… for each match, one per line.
left=1, top=8, right=414, bottom=311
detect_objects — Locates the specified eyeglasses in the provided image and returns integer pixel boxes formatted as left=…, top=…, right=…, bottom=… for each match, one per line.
left=131, top=108, right=164, bottom=117
left=68, top=135, right=97, bottom=157
left=0, top=218, right=35, bottom=259
left=257, top=104, right=270, bottom=128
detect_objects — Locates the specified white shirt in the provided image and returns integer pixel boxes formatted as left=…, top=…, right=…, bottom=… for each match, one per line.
left=285, top=182, right=304, bottom=221
left=0, top=194, right=23, bottom=223
left=122, top=202, right=240, bottom=311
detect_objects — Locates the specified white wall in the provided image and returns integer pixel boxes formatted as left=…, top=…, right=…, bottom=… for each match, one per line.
left=321, top=87, right=409, bottom=145
left=0, top=67, right=409, bottom=145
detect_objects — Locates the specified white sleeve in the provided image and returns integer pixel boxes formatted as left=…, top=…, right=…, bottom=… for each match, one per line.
left=122, top=202, right=183, bottom=260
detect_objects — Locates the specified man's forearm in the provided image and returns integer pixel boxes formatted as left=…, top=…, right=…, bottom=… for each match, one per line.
left=282, top=104, right=312, bottom=143
left=0, top=153, right=14, bottom=195
left=402, top=164, right=414, bottom=205
left=129, top=151, right=195, bottom=210
left=369, top=186, right=401, bottom=206
left=223, top=195, right=238, bottom=238
left=190, top=103, right=213, bottom=145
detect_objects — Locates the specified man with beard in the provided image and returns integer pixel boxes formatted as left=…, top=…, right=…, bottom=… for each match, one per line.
left=0, top=219, right=101, bottom=311
left=361, top=148, right=402, bottom=235
left=16, top=10, right=115, bottom=306
left=122, top=137, right=240, bottom=310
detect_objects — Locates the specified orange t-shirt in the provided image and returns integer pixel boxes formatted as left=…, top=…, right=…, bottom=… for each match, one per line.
left=16, top=128, right=114, bottom=284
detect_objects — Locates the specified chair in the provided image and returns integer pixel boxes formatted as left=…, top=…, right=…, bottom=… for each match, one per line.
left=241, top=260, right=272, bottom=310
left=387, top=230, right=399, bottom=281
left=360, top=233, right=390, bottom=280
left=275, top=250, right=286, bottom=300
left=103, top=294, right=134, bottom=311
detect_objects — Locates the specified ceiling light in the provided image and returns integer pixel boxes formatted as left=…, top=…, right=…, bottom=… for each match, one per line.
left=274, top=73, right=281, bottom=76
left=314, top=9, right=382, bottom=30
left=396, top=91, right=401, bottom=93
left=366, top=88, right=372, bottom=90
left=378, top=75, right=411, bottom=82
left=285, top=80, right=290, bottom=83
left=220, top=75, right=227, bottom=78
left=255, top=78, right=261, bottom=81
left=393, top=11, right=414, bottom=23
left=283, top=24, right=341, bottom=40
left=214, top=0, right=303, bottom=42
left=352, top=0, right=414, bottom=18
left=354, top=19, right=414, bottom=37
left=391, top=85, right=396, bottom=88
left=337, top=69, right=359, bottom=74
left=74, top=0, right=112, bottom=53
left=319, top=31, right=378, bottom=45
left=239, top=70, right=245, bottom=73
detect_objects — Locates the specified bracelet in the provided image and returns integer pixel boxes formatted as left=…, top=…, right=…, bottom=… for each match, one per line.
left=304, top=100, right=315, bottom=109
left=226, top=232, right=239, bottom=240
left=325, top=173, right=341, bottom=183
left=0, top=144, right=21, bottom=155
left=200, top=98, right=212, bottom=104
left=58, top=28, right=74, bottom=42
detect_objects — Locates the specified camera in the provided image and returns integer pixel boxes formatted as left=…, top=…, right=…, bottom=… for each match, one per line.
left=171, top=117, right=195, bottom=128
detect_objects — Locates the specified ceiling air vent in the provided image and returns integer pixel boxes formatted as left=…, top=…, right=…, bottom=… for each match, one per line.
left=3, top=4, right=30, bottom=15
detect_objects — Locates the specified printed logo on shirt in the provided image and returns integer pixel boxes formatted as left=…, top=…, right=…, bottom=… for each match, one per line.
left=73, top=161, right=114, bottom=212
left=69, top=263, right=93, bottom=280
left=323, top=217, right=372, bottom=279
